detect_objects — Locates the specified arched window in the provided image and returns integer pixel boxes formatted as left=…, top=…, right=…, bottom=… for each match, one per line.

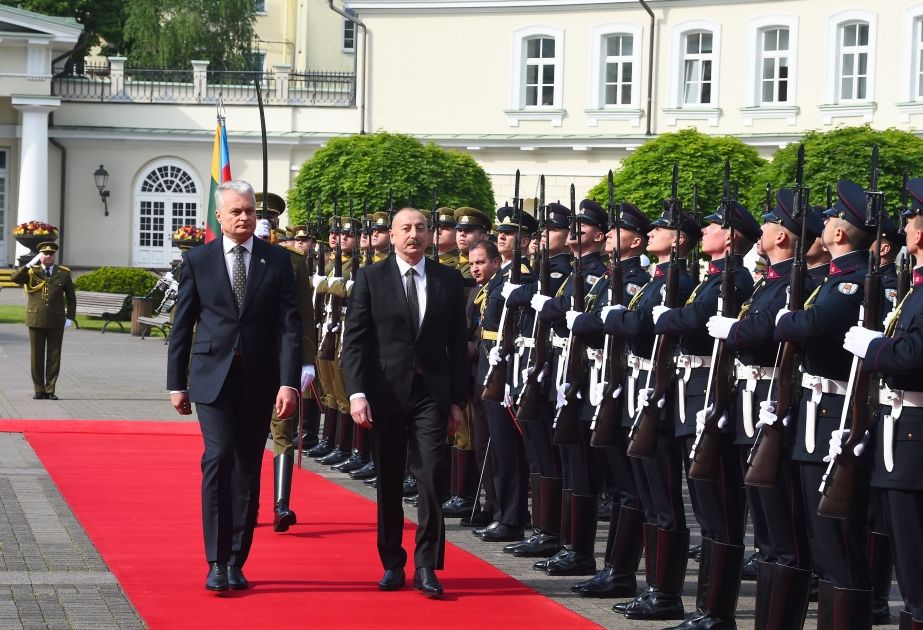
left=133, top=160, right=202, bottom=268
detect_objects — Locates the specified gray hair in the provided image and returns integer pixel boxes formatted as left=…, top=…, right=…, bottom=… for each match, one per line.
left=214, top=180, right=256, bottom=212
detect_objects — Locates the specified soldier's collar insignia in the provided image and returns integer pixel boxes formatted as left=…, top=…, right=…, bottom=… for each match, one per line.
left=655, top=266, right=665, bottom=277
left=707, top=262, right=720, bottom=275
left=837, top=282, right=858, bottom=295
left=767, top=266, right=780, bottom=280
left=551, top=271, right=563, bottom=279
left=626, top=283, right=640, bottom=295
left=829, top=260, right=841, bottom=275
left=914, top=269, right=923, bottom=286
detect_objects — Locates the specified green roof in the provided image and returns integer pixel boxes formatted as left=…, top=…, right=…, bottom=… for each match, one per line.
left=0, top=3, right=82, bottom=32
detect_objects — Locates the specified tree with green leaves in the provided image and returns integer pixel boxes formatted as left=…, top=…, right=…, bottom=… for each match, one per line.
left=2, top=0, right=128, bottom=61
left=287, top=132, right=496, bottom=226
left=747, top=126, right=923, bottom=213
left=587, top=128, right=767, bottom=218
left=123, top=0, right=256, bottom=71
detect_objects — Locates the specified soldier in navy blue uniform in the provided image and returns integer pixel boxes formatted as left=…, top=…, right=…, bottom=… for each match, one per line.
left=604, top=207, right=699, bottom=621
left=654, top=201, right=758, bottom=630
left=876, top=215, right=904, bottom=312
left=708, top=189, right=821, bottom=629
left=842, top=177, right=923, bottom=630
left=772, top=180, right=878, bottom=627
left=474, top=206, right=536, bottom=543
left=525, top=199, right=608, bottom=577
left=807, top=206, right=832, bottom=290
left=502, top=203, right=572, bottom=558
left=567, top=202, right=652, bottom=598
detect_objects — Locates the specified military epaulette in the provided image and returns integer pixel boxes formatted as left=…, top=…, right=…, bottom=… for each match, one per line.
left=57, top=265, right=70, bottom=272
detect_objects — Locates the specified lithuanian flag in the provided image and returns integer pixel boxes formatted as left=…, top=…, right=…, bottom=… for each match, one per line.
left=205, top=117, right=232, bottom=243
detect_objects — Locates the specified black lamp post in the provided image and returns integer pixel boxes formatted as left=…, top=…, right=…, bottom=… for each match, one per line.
left=94, top=165, right=110, bottom=216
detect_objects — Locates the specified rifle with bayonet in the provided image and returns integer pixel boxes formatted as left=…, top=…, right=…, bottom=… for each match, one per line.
left=516, top=176, right=551, bottom=422
left=817, top=145, right=884, bottom=519
left=690, top=185, right=701, bottom=281
left=897, top=172, right=912, bottom=302
left=431, top=188, right=440, bottom=262
left=349, top=197, right=360, bottom=279
left=746, top=145, right=809, bottom=487
left=483, top=170, right=523, bottom=402
left=317, top=200, right=344, bottom=361
left=627, top=163, right=683, bottom=458
left=590, top=171, right=626, bottom=447
left=363, top=200, right=373, bottom=266
left=553, top=184, right=588, bottom=445
left=388, top=189, right=395, bottom=255
left=312, top=201, right=326, bottom=329
left=689, top=160, right=737, bottom=479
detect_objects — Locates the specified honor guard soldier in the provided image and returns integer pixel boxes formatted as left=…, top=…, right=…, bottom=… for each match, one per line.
left=474, top=205, right=536, bottom=542
left=454, top=207, right=491, bottom=286
left=13, top=241, right=76, bottom=400
left=707, top=189, right=820, bottom=629
left=253, top=192, right=318, bottom=532
left=604, top=207, right=698, bottom=621
left=568, top=202, right=652, bottom=598
left=842, top=177, right=923, bottom=630
left=654, top=200, right=758, bottom=630
left=527, top=199, right=607, bottom=577
left=875, top=215, right=904, bottom=312
left=434, top=208, right=459, bottom=266
left=369, top=212, right=392, bottom=263
left=502, top=202, right=572, bottom=557
left=772, top=180, right=878, bottom=627
left=807, top=206, right=833, bottom=288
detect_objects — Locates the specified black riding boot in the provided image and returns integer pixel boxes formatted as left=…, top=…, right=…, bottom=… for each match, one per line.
left=273, top=453, right=297, bottom=532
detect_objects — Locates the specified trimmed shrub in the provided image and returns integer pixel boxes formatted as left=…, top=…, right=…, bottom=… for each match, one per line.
left=74, top=267, right=158, bottom=296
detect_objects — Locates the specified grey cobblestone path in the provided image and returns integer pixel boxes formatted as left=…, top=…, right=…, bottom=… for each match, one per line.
left=0, top=288, right=903, bottom=628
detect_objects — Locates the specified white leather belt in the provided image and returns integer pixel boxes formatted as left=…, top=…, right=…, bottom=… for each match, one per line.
left=627, top=353, right=653, bottom=373
left=879, top=387, right=923, bottom=409
left=801, top=373, right=848, bottom=454
left=736, top=363, right=778, bottom=381
left=551, top=335, right=568, bottom=349
left=675, top=354, right=710, bottom=424
left=626, top=352, right=653, bottom=418
left=877, top=386, right=923, bottom=473
left=736, top=362, right=777, bottom=438
left=675, top=354, right=711, bottom=371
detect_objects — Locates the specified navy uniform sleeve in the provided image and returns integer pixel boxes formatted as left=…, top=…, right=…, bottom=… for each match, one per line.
left=726, top=288, right=787, bottom=350
left=864, top=308, right=923, bottom=375
left=507, top=282, right=537, bottom=308
left=775, top=282, right=862, bottom=343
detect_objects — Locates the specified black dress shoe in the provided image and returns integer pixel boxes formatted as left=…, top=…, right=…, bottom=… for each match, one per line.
left=546, top=551, right=596, bottom=576
left=741, top=550, right=761, bottom=580
left=296, top=432, right=318, bottom=450
left=306, top=438, right=333, bottom=458
left=480, top=524, right=525, bottom=543
left=442, top=495, right=475, bottom=517
left=460, top=506, right=493, bottom=527
left=46, top=394, right=59, bottom=400
left=473, top=521, right=501, bottom=538
left=363, top=476, right=378, bottom=487
left=534, top=548, right=570, bottom=572
left=688, top=543, right=702, bottom=562
left=205, top=562, right=229, bottom=591
left=349, top=461, right=377, bottom=480
left=575, top=566, right=638, bottom=598
left=622, top=589, right=684, bottom=620
left=273, top=502, right=296, bottom=532
left=317, top=448, right=350, bottom=465
left=333, top=453, right=368, bottom=473
left=402, top=475, right=418, bottom=496
left=378, top=568, right=405, bottom=591
left=33, top=393, right=46, bottom=399
left=413, top=567, right=443, bottom=598
left=506, top=532, right=561, bottom=558
left=226, top=565, right=249, bottom=590
left=403, top=494, right=419, bottom=506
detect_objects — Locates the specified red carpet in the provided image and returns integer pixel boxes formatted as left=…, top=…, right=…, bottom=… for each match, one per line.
left=1, top=420, right=599, bottom=630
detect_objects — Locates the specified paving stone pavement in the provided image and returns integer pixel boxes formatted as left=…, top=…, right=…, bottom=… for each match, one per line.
left=0, top=288, right=903, bottom=628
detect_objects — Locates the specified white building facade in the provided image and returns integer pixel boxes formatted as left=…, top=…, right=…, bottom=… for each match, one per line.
left=2, top=0, right=923, bottom=269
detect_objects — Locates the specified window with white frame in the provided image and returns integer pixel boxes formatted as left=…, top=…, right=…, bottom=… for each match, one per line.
left=915, top=17, right=923, bottom=98
left=254, top=0, right=266, bottom=13
left=759, top=27, right=790, bottom=104
left=524, top=36, right=556, bottom=107
left=603, top=34, right=634, bottom=106
left=838, top=21, right=870, bottom=101
left=683, top=31, right=714, bottom=105
left=343, top=18, right=356, bottom=52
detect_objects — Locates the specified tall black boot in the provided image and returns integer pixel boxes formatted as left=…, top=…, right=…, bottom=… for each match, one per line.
left=504, top=473, right=541, bottom=554
left=443, top=448, right=476, bottom=517
left=577, top=503, right=643, bottom=598
left=662, top=538, right=712, bottom=629
left=317, top=412, right=352, bottom=464
left=831, top=586, right=872, bottom=630
left=754, top=561, right=775, bottom=630
left=547, top=493, right=597, bottom=576
left=817, top=580, right=834, bottom=630
left=306, top=407, right=337, bottom=457
left=664, top=540, right=744, bottom=629
left=512, top=475, right=560, bottom=558
left=614, top=522, right=658, bottom=614
left=273, top=453, right=297, bottom=532
left=867, top=532, right=892, bottom=625
left=765, top=563, right=812, bottom=630
left=534, top=486, right=569, bottom=570
left=572, top=503, right=618, bottom=592
left=623, top=527, right=688, bottom=621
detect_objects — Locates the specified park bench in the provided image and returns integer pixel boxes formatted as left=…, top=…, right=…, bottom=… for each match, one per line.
left=74, top=290, right=132, bottom=333
left=138, top=291, right=176, bottom=344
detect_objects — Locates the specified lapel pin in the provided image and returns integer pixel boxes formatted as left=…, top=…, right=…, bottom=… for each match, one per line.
left=259, top=258, right=266, bottom=264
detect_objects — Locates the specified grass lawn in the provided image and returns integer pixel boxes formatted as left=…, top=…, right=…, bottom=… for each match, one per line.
left=0, top=304, right=134, bottom=333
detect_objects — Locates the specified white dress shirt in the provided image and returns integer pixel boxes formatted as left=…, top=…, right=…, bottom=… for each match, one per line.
left=222, top=235, right=253, bottom=284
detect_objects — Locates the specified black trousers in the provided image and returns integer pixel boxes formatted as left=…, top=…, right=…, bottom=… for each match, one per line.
left=559, top=421, right=601, bottom=496
left=603, top=429, right=641, bottom=511
left=196, top=362, right=273, bottom=568
left=742, top=448, right=810, bottom=568
left=470, top=383, right=495, bottom=509
left=799, top=461, right=870, bottom=588
left=885, top=488, right=923, bottom=618
left=372, top=374, right=449, bottom=571
left=484, top=398, right=529, bottom=526
left=686, top=433, right=746, bottom=544
left=632, top=433, right=687, bottom=531
left=522, top=403, right=561, bottom=478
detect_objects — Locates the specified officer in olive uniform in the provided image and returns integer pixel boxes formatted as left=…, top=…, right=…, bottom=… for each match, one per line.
left=844, top=177, right=923, bottom=630
left=773, top=180, right=878, bottom=625
left=13, top=242, right=76, bottom=400
left=434, top=208, right=459, bottom=266
left=253, top=193, right=318, bottom=532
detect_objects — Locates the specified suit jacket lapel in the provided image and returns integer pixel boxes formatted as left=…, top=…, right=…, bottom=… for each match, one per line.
left=214, top=236, right=239, bottom=314
left=417, top=258, right=439, bottom=340
left=386, top=256, right=415, bottom=339
left=241, top=238, right=268, bottom=314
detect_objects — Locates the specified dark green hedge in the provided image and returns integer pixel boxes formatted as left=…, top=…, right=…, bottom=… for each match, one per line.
left=74, top=267, right=158, bottom=296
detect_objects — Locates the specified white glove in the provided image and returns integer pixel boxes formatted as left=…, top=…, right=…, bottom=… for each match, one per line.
left=637, top=387, right=665, bottom=410
left=707, top=315, right=736, bottom=340
left=555, top=382, right=569, bottom=410
left=312, top=274, right=325, bottom=289
left=589, top=382, right=605, bottom=406
left=609, top=384, right=622, bottom=400
left=601, top=304, right=626, bottom=321
left=64, top=319, right=73, bottom=329
left=652, top=305, right=672, bottom=325
left=345, top=280, right=354, bottom=293
left=756, top=400, right=789, bottom=428
left=565, top=310, right=581, bottom=330
left=502, top=282, right=521, bottom=299
left=328, top=276, right=343, bottom=284
left=775, top=307, right=791, bottom=326
left=531, top=294, right=551, bottom=313
left=488, top=344, right=503, bottom=366
left=883, top=310, right=897, bottom=331
left=842, top=325, right=884, bottom=359
left=254, top=219, right=272, bottom=239
left=500, top=383, right=512, bottom=408
left=301, top=364, right=315, bottom=392
left=823, top=428, right=871, bottom=463
left=27, top=253, right=42, bottom=268
left=695, top=404, right=728, bottom=432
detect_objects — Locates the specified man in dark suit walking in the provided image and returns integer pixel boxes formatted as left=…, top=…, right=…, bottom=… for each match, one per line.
left=342, top=207, right=468, bottom=598
left=167, top=180, right=302, bottom=592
